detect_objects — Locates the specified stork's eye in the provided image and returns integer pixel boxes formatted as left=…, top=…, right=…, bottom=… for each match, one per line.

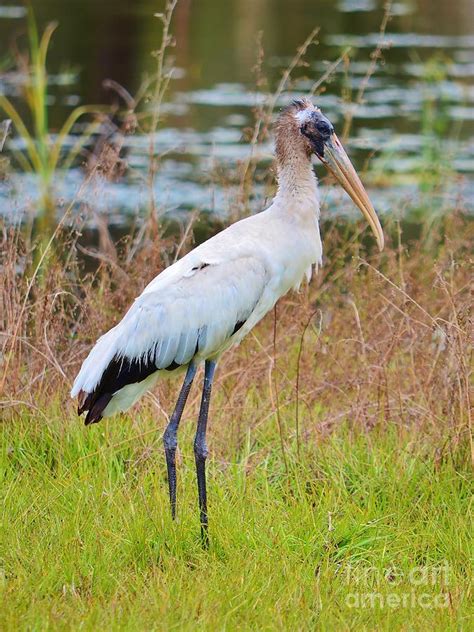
left=316, top=120, right=333, bottom=138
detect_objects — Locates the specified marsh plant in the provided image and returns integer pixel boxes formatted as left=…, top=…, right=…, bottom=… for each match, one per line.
left=0, top=9, right=105, bottom=250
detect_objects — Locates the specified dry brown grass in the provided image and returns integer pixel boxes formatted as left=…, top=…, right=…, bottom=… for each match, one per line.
left=1, top=211, right=472, bottom=465
left=0, top=0, right=471, bottom=467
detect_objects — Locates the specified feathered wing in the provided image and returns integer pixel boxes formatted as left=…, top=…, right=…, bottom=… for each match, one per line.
left=71, top=254, right=270, bottom=424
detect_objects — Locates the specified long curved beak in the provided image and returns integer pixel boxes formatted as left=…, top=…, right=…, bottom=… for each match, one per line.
left=317, top=133, right=384, bottom=251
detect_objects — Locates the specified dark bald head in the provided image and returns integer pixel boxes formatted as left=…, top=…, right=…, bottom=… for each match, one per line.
left=274, top=98, right=334, bottom=165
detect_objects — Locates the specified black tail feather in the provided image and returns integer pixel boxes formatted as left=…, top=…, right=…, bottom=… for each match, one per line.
left=84, top=393, right=113, bottom=425
left=78, top=391, right=94, bottom=416
left=78, top=352, right=161, bottom=425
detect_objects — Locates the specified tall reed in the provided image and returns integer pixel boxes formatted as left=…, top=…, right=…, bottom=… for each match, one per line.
left=0, top=8, right=106, bottom=253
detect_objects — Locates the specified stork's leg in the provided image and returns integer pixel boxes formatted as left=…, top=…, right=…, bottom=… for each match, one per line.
left=163, top=363, right=197, bottom=519
left=194, top=359, right=216, bottom=547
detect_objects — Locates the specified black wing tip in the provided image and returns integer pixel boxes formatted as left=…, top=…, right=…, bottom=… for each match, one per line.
left=83, top=393, right=113, bottom=426
left=77, top=390, right=93, bottom=416
left=77, top=389, right=109, bottom=425
left=77, top=352, right=181, bottom=426
left=84, top=414, right=101, bottom=426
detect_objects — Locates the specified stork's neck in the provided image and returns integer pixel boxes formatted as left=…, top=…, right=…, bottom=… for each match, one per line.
left=274, top=145, right=318, bottom=210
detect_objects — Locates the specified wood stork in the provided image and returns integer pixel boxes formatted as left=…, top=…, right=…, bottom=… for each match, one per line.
left=72, top=98, right=384, bottom=544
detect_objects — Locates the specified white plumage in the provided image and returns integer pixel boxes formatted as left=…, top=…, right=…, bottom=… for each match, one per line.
left=72, top=97, right=382, bottom=428
left=72, top=188, right=321, bottom=416
left=71, top=98, right=383, bottom=541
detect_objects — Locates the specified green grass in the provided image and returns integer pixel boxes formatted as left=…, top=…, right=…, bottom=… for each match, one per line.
left=1, top=402, right=472, bottom=631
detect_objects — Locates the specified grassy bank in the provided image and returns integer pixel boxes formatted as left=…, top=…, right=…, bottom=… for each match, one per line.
left=1, top=411, right=472, bottom=631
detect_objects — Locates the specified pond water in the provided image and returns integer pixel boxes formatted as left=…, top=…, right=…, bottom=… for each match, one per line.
left=1, top=0, right=473, bottom=229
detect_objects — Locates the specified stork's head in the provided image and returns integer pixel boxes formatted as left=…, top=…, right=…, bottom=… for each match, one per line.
left=276, top=98, right=384, bottom=251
